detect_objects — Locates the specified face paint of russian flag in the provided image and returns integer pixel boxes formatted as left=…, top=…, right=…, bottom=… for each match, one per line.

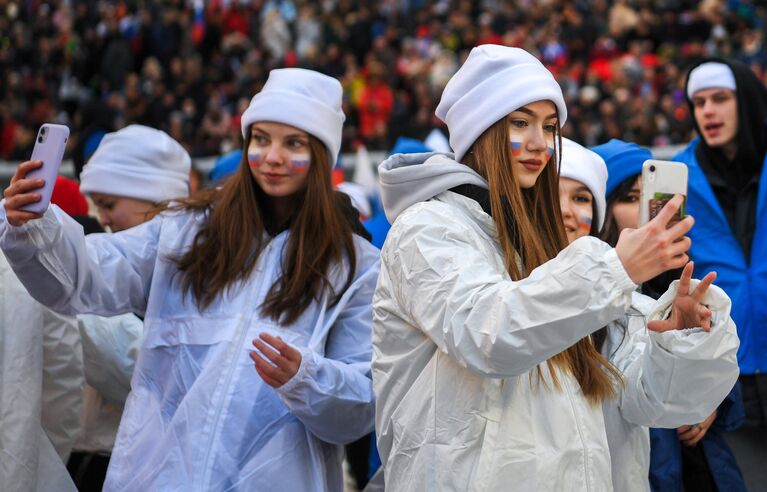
left=577, top=216, right=592, bottom=234
left=248, top=151, right=262, bottom=170
left=290, top=154, right=310, bottom=173
left=510, top=140, right=523, bottom=156
left=546, top=146, right=555, bottom=160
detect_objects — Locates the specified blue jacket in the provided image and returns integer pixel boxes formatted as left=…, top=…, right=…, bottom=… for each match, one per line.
left=674, top=139, right=767, bottom=375
left=649, top=383, right=746, bottom=491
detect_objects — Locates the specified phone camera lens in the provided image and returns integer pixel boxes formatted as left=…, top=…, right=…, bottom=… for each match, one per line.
left=40, top=127, right=47, bottom=134
left=38, top=136, right=43, bottom=143
left=649, top=165, right=656, bottom=172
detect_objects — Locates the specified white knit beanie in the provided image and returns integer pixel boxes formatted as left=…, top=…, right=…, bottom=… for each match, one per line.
left=240, top=68, right=345, bottom=163
left=560, top=138, right=608, bottom=230
left=80, top=125, right=191, bottom=203
left=687, top=62, right=737, bottom=99
left=435, top=45, right=568, bottom=163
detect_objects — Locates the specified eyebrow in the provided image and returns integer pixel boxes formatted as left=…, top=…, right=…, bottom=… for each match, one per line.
left=513, top=107, right=558, bottom=120
left=251, top=127, right=308, bottom=139
left=576, top=185, right=591, bottom=194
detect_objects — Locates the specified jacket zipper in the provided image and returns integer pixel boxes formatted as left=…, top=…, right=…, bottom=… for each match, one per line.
left=199, top=244, right=273, bottom=490
left=564, top=377, right=591, bottom=492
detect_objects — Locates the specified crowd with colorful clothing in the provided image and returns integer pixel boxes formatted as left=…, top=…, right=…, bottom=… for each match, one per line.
left=1, top=2, right=766, bottom=492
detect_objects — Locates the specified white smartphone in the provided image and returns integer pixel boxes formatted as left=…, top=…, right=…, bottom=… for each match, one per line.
left=22, top=123, right=69, bottom=214
left=639, top=159, right=688, bottom=226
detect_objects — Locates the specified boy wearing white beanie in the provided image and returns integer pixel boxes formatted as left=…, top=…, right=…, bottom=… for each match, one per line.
left=79, top=124, right=191, bottom=231
left=371, top=45, right=732, bottom=492
left=1, top=67, right=378, bottom=491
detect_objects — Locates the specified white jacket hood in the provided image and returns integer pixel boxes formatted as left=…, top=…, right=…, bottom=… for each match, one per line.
left=378, top=152, right=487, bottom=223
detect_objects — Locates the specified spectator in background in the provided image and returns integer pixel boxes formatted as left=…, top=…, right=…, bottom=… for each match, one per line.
left=674, top=57, right=767, bottom=491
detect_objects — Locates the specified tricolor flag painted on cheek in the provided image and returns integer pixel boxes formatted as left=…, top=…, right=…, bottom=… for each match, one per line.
left=577, top=216, right=592, bottom=234
left=290, top=154, right=311, bottom=172
left=248, top=151, right=262, bottom=169
left=546, top=146, right=554, bottom=160
left=510, top=140, right=523, bottom=156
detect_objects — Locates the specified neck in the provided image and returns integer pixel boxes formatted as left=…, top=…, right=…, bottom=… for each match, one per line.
left=721, top=140, right=738, bottom=161
left=270, top=196, right=296, bottom=226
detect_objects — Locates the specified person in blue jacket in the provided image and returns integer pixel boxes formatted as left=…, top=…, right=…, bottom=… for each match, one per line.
left=673, top=58, right=767, bottom=490
left=593, top=139, right=747, bottom=492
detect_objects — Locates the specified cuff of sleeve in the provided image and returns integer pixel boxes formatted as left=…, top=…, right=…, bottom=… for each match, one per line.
left=604, top=247, right=637, bottom=294
left=276, top=346, right=315, bottom=397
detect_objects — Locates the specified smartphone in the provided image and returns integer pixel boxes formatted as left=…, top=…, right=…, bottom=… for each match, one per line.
left=22, top=123, right=69, bottom=214
left=639, top=159, right=688, bottom=226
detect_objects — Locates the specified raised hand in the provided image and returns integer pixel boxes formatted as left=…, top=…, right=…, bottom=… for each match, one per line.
left=615, top=194, right=694, bottom=284
left=648, top=261, right=717, bottom=333
left=3, top=160, right=46, bottom=226
left=250, top=332, right=302, bottom=388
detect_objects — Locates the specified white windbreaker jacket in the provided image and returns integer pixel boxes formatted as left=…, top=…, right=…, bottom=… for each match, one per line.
left=371, top=152, right=739, bottom=492
left=0, top=204, right=380, bottom=492
left=602, top=290, right=739, bottom=492
left=0, top=252, right=82, bottom=492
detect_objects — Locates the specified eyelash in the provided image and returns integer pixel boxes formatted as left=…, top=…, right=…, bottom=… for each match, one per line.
left=574, top=195, right=591, bottom=203
left=511, top=120, right=557, bottom=133
left=251, top=136, right=306, bottom=148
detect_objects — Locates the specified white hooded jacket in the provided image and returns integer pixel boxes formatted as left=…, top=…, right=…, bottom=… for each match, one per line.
left=371, top=152, right=739, bottom=491
left=0, top=204, right=379, bottom=492
left=0, top=252, right=82, bottom=492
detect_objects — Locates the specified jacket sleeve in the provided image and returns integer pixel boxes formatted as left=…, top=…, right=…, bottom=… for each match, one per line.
left=610, top=282, right=740, bottom=428
left=78, top=313, right=143, bottom=404
left=275, top=252, right=380, bottom=444
left=40, top=308, right=84, bottom=463
left=711, top=382, right=745, bottom=432
left=0, top=205, right=161, bottom=317
left=380, top=204, right=636, bottom=378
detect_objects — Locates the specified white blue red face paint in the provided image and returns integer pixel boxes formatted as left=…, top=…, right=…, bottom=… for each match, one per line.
left=510, top=140, right=555, bottom=161
left=289, top=154, right=310, bottom=173
left=577, top=215, right=592, bottom=235
left=248, top=150, right=262, bottom=170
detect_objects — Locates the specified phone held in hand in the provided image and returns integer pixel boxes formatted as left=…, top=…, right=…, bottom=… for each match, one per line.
left=639, top=159, right=688, bottom=227
left=22, top=123, right=69, bottom=214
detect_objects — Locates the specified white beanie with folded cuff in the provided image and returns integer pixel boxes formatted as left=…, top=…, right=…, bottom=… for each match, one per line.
left=686, top=62, right=737, bottom=99
left=80, top=125, right=191, bottom=203
left=435, top=44, right=568, bottom=163
left=240, top=68, right=346, bottom=164
left=560, top=138, right=608, bottom=230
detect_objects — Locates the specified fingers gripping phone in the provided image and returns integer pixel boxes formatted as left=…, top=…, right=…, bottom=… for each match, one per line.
left=639, top=159, right=688, bottom=226
left=23, top=123, right=69, bottom=214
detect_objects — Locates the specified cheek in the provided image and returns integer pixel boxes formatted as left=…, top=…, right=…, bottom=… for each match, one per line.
left=575, top=205, right=593, bottom=235
left=510, top=140, right=523, bottom=156
left=289, top=153, right=310, bottom=173
left=248, top=150, right=262, bottom=170
left=546, top=145, right=554, bottom=161
left=613, top=203, right=640, bottom=230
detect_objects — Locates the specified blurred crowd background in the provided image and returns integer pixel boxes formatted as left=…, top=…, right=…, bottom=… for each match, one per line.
left=2, top=0, right=767, bottom=167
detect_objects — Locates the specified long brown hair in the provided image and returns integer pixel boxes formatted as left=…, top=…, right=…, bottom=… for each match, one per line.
left=170, top=130, right=357, bottom=324
left=464, top=117, right=622, bottom=404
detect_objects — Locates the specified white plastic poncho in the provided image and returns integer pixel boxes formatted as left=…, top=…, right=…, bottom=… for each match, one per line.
left=0, top=252, right=82, bottom=492
left=0, top=204, right=379, bottom=492
left=371, top=152, right=739, bottom=491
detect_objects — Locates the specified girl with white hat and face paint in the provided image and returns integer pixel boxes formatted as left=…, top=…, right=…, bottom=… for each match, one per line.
left=673, top=57, right=767, bottom=491
left=371, top=44, right=708, bottom=491
left=558, top=138, right=740, bottom=492
left=1, top=68, right=379, bottom=491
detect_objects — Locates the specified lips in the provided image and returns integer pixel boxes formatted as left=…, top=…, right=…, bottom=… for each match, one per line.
left=703, top=122, right=723, bottom=135
left=519, top=159, right=543, bottom=171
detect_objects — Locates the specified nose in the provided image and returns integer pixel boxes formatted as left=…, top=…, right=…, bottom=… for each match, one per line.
left=526, top=127, right=547, bottom=152
left=97, top=209, right=111, bottom=228
left=263, top=143, right=286, bottom=166
left=560, top=196, right=574, bottom=219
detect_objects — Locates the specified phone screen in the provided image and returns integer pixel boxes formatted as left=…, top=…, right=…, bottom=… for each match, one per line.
left=648, top=192, right=686, bottom=226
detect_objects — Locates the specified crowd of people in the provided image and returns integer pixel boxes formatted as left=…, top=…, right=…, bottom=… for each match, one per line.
left=1, top=2, right=766, bottom=492
left=2, top=0, right=767, bottom=164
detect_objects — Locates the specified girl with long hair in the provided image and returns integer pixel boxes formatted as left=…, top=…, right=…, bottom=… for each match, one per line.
left=559, top=138, right=740, bottom=492
left=1, top=69, right=379, bottom=491
left=371, top=45, right=704, bottom=490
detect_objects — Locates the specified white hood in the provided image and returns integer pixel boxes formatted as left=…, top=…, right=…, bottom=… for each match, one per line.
left=378, top=152, right=487, bottom=223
